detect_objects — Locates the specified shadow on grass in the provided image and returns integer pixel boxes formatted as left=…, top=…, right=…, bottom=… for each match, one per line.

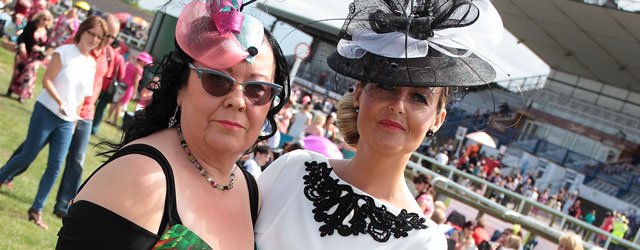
left=0, top=95, right=36, bottom=115
left=0, top=189, right=34, bottom=206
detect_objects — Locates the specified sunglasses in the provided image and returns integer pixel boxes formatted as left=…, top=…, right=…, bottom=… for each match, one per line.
left=85, top=30, right=104, bottom=41
left=189, top=63, right=282, bottom=106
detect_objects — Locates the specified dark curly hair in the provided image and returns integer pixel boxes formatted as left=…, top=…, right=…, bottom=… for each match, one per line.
left=101, top=29, right=289, bottom=156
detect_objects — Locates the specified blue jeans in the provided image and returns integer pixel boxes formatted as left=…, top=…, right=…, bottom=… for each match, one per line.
left=54, top=119, right=92, bottom=214
left=92, top=91, right=109, bottom=135
left=0, top=102, right=74, bottom=212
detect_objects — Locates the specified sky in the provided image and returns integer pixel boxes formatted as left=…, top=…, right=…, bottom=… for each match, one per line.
left=138, top=0, right=550, bottom=83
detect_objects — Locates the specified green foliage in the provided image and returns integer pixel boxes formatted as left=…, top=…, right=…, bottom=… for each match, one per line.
left=0, top=48, right=125, bottom=249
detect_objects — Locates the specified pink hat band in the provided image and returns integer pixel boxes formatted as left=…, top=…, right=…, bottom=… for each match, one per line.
left=137, top=52, right=153, bottom=64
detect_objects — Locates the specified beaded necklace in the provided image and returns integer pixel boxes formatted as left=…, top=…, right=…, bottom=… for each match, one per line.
left=177, top=126, right=237, bottom=191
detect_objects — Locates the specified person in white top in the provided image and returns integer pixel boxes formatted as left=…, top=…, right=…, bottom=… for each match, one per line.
left=243, top=145, right=271, bottom=179
left=0, top=16, right=106, bottom=229
left=255, top=0, right=504, bottom=248
left=287, top=102, right=313, bottom=142
left=435, top=150, right=450, bottom=165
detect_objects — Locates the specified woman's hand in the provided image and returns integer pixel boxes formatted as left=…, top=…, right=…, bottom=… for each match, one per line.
left=18, top=44, right=27, bottom=59
left=58, top=103, right=68, bottom=116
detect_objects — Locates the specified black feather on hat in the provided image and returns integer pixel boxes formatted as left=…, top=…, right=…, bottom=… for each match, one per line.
left=327, top=0, right=503, bottom=87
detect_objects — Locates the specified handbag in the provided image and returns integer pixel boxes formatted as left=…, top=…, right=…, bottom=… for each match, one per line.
left=106, top=54, right=127, bottom=103
left=108, top=80, right=127, bottom=103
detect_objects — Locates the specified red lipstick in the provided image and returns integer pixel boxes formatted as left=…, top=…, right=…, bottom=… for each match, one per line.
left=378, top=119, right=405, bottom=131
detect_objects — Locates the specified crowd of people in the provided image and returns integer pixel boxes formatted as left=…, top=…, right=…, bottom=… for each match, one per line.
left=0, top=0, right=631, bottom=249
left=0, top=0, right=154, bottom=230
left=418, top=138, right=638, bottom=248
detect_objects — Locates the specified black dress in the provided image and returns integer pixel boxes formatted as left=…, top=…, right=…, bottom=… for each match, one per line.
left=56, top=144, right=258, bottom=249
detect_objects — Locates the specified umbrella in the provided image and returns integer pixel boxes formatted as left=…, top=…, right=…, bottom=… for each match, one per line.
left=465, top=131, right=497, bottom=148
left=113, top=12, right=131, bottom=23
left=131, top=16, right=149, bottom=27
left=303, top=135, right=343, bottom=159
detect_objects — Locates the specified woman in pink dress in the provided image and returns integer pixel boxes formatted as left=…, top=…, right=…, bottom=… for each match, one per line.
left=106, top=52, right=153, bottom=125
left=6, top=10, right=52, bottom=103
left=413, top=173, right=436, bottom=218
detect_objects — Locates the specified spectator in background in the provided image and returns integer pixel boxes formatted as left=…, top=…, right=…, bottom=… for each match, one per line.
left=568, top=200, right=582, bottom=219
left=304, top=112, right=326, bottom=137
left=413, top=173, right=436, bottom=218
left=243, top=145, right=271, bottom=179
left=323, top=112, right=339, bottom=142
left=27, top=0, right=46, bottom=21
left=444, top=138, right=455, bottom=156
left=597, top=211, right=614, bottom=246
left=435, top=149, right=449, bottom=165
left=287, top=102, right=312, bottom=143
left=46, top=1, right=83, bottom=48
left=3, top=12, right=28, bottom=44
left=91, top=37, right=126, bottom=135
left=275, top=100, right=293, bottom=134
left=472, top=218, right=489, bottom=246
left=13, top=0, right=32, bottom=19
left=557, top=232, right=583, bottom=250
left=501, top=235, right=522, bottom=250
left=51, top=14, right=122, bottom=217
left=6, top=10, right=52, bottom=102
left=457, top=221, right=478, bottom=250
left=105, top=51, right=153, bottom=126
left=610, top=214, right=629, bottom=249
left=483, top=155, right=499, bottom=177
left=585, top=209, right=596, bottom=225
left=0, top=16, right=107, bottom=229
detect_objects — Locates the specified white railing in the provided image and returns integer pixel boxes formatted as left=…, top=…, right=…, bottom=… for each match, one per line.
left=406, top=151, right=640, bottom=249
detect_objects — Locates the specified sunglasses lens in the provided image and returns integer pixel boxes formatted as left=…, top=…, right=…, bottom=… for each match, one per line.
left=201, top=72, right=234, bottom=97
left=244, top=83, right=273, bottom=106
left=195, top=67, right=278, bottom=106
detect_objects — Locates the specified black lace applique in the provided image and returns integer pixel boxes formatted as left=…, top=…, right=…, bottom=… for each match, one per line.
left=302, top=161, right=427, bottom=242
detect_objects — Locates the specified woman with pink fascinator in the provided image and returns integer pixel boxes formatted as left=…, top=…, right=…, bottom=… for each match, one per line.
left=56, top=0, right=290, bottom=249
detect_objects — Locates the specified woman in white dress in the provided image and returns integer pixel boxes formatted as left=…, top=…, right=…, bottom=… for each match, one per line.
left=255, top=0, right=503, bottom=249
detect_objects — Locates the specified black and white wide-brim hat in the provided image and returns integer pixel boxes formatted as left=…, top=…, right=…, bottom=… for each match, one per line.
left=327, top=0, right=504, bottom=87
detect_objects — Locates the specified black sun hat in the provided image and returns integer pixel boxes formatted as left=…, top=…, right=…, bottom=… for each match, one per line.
left=327, top=0, right=503, bottom=87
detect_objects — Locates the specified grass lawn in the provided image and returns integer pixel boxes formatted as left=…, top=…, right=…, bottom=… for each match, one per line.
left=0, top=47, right=128, bottom=249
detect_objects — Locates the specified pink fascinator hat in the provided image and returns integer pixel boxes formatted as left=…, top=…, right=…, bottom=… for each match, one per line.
left=175, top=0, right=265, bottom=70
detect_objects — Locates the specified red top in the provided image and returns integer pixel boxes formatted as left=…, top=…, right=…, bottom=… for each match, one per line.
left=100, top=46, right=126, bottom=92
left=14, top=1, right=29, bottom=16
left=78, top=46, right=124, bottom=119
left=78, top=48, right=109, bottom=119
left=483, top=158, right=500, bottom=175
left=472, top=226, right=489, bottom=246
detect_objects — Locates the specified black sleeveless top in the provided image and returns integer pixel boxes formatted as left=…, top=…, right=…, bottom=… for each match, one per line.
left=56, top=144, right=259, bottom=249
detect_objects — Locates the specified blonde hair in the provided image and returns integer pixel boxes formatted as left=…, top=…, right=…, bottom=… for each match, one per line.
left=336, top=83, right=450, bottom=148
left=312, top=113, right=326, bottom=126
left=337, top=90, right=359, bottom=147
left=434, top=200, right=446, bottom=211
left=503, top=235, right=522, bottom=249
left=32, top=10, right=53, bottom=29
left=431, top=208, right=446, bottom=224
left=558, top=233, right=583, bottom=250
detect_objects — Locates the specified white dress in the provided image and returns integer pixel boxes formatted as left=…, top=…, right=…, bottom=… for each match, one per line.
left=255, top=150, right=447, bottom=250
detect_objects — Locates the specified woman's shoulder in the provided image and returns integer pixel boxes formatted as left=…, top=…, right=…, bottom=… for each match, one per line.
left=73, top=142, right=171, bottom=233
